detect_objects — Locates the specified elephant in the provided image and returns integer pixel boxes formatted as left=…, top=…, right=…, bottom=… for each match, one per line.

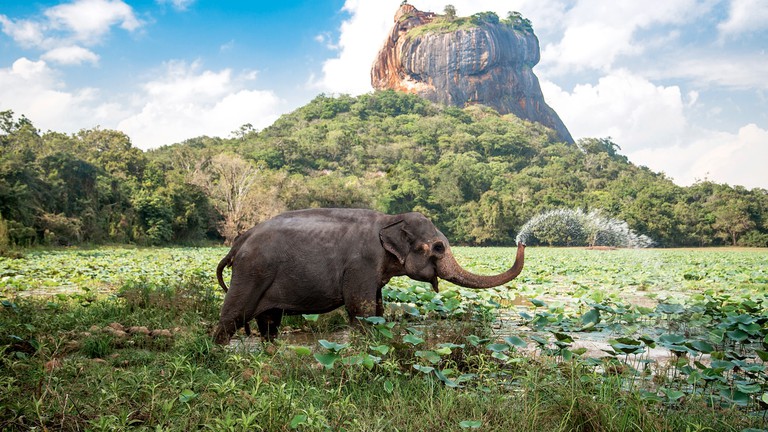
left=213, top=208, right=525, bottom=344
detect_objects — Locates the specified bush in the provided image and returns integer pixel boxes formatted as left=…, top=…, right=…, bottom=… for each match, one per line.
left=39, top=212, right=82, bottom=245
left=6, top=220, right=36, bottom=247
left=738, top=230, right=768, bottom=247
left=0, top=215, right=8, bottom=249
left=132, top=191, right=174, bottom=245
left=81, top=334, right=115, bottom=358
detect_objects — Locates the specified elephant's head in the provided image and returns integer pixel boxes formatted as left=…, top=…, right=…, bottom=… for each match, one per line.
left=380, top=212, right=525, bottom=292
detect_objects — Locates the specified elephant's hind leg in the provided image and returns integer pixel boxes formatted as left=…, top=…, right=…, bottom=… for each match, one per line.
left=213, top=314, right=242, bottom=345
left=256, top=309, right=284, bottom=342
left=215, top=271, right=274, bottom=345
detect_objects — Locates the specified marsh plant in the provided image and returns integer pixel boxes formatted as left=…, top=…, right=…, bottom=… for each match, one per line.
left=516, top=208, right=654, bottom=248
left=2, top=247, right=767, bottom=430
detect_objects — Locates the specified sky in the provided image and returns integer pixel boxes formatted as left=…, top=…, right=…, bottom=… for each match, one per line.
left=1, top=0, right=767, bottom=190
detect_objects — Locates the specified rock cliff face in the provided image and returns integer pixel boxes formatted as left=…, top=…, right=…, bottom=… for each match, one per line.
left=371, top=5, right=574, bottom=144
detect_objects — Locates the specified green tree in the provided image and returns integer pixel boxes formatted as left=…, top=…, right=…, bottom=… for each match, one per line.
left=443, top=5, right=457, bottom=21
left=191, top=153, right=263, bottom=243
left=76, top=128, right=145, bottom=181
left=3, top=91, right=768, bottom=249
left=504, top=11, right=533, bottom=32
left=379, top=160, right=430, bottom=216
left=709, top=188, right=755, bottom=245
left=0, top=111, right=44, bottom=241
left=0, top=214, right=9, bottom=250
left=133, top=189, right=173, bottom=245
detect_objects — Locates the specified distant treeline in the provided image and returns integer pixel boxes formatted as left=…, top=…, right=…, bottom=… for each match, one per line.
left=1, top=91, right=766, bottom=249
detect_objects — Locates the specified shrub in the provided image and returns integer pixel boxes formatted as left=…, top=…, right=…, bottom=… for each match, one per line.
left=738, top=230, right=768, bottom=247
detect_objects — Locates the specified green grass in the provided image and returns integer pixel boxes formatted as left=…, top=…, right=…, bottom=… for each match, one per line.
left=1, top=246, right=768, bottom=430
left=405, top=17, right=479, bottom=38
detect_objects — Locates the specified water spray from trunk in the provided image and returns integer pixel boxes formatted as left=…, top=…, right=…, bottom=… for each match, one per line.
left=515, top=209, right=654, bottom=248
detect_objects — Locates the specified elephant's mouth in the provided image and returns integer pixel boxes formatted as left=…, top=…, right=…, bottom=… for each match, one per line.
left=430, top=277, right=439, bottom=293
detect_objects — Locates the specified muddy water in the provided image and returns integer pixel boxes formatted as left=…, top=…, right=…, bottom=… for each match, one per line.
left=492, top=305, right=689, bottom=366
left=227, top=327, right=351, bottom=353
left=227, top=303, right=683, bottom=368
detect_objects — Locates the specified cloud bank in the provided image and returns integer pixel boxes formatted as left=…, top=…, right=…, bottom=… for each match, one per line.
left=0, top=0, right=282, bottom=149
left=118, top=61, right=283, bottom=148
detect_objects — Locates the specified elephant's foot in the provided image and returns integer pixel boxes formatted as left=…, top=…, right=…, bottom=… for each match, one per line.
left=213, top=319, right=237, bottom=345
left=257, top=310, right=283, bottom=341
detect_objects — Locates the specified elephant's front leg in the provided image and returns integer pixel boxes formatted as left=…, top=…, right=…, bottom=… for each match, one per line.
left=376, top=288, right=384, bottom=317
left=342, top=270, right=380, bottom=323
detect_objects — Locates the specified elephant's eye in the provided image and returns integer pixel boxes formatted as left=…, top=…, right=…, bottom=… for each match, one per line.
left=432, top=242, right=445, bottom=254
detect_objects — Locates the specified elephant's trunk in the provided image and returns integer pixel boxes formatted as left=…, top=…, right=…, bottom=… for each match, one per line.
left=437, top=243, right=525, bottom=289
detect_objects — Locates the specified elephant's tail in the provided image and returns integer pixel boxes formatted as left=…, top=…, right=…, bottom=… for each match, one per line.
left=216, top=251, right=234, bottom=292
left=217, top=230, right=252, bottom=293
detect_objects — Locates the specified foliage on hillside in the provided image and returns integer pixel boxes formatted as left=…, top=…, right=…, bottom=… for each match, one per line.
left=1, top=90, right=767, bottom=248
left=406, top=10, right=533, bottom=38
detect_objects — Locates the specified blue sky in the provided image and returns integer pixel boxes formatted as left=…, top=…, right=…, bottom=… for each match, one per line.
left=1, top=0, right=766, bottom=189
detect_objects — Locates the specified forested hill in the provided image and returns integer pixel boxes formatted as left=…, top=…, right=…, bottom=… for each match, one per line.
left=1, top=91, right=767, bottom=249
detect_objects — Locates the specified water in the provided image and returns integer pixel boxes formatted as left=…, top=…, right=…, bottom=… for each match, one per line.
left=515, top=209, right=653, bottom=248
left=227, top=312, right=685, bottom=368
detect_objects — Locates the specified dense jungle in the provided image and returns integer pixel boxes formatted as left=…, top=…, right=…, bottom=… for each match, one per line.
left=1, top=90, right=767, bottom=251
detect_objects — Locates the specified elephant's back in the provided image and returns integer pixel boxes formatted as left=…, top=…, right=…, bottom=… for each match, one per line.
left=239, top=208, right=386, bottom=264
left=270, top=208, right=385, bottom=226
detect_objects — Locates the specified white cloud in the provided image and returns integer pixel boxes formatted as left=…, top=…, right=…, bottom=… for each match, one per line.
left=539, top=0, right=707, bottom=75
left=45, top=0, right=141, bottom=44
left=313, top=32, right=338, bottom=50
left=142, top=60, right=233, bottom=101
left=541, top=70, right=687, bottom=151
left=0, top=15, right=47, bottom=47
left=1, top=0, right=141, bottom=59
left=691, top=124, right=768, bottom=189
left=718, top=0, right=768, bottom=38
left=542, top=23, right=637, bottom=73
left=157, top=0, right=196, bottom=12
left=220, top=39, right=235, bottom=52
left=0, top=57, right=122, bottom=131
left=0, top=57, right=283, bottom=149
left=41, top=45, right=100, bottom=65
left=652, top=54, right=768, bottom=90
left=309, top=0, right=395, bottom=94
left=631, top=124, right=768, bottom=189
left=686, top=90, right=699, bottom=107
left=118, top=61, right=283, bottom=149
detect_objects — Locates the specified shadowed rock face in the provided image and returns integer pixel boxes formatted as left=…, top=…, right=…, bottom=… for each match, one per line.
left=371, top=5, right=574, bottom=144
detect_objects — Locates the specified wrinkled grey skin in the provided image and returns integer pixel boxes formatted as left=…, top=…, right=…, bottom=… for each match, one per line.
left=213, top=208, right=525, bottom=344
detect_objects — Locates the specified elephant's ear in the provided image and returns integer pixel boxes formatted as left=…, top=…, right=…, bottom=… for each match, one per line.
left=380, top=219, right=409, bottom=265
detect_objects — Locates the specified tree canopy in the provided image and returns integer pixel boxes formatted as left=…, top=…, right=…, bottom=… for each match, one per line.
left=1, top=92, right=766, bottom=249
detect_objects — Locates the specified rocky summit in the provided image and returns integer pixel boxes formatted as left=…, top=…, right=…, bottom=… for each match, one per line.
left=371, top=4, right=574, bottom=144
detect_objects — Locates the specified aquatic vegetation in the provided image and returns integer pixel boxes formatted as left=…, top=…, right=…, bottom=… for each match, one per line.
left=1, top=246, right=767, bottom=430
